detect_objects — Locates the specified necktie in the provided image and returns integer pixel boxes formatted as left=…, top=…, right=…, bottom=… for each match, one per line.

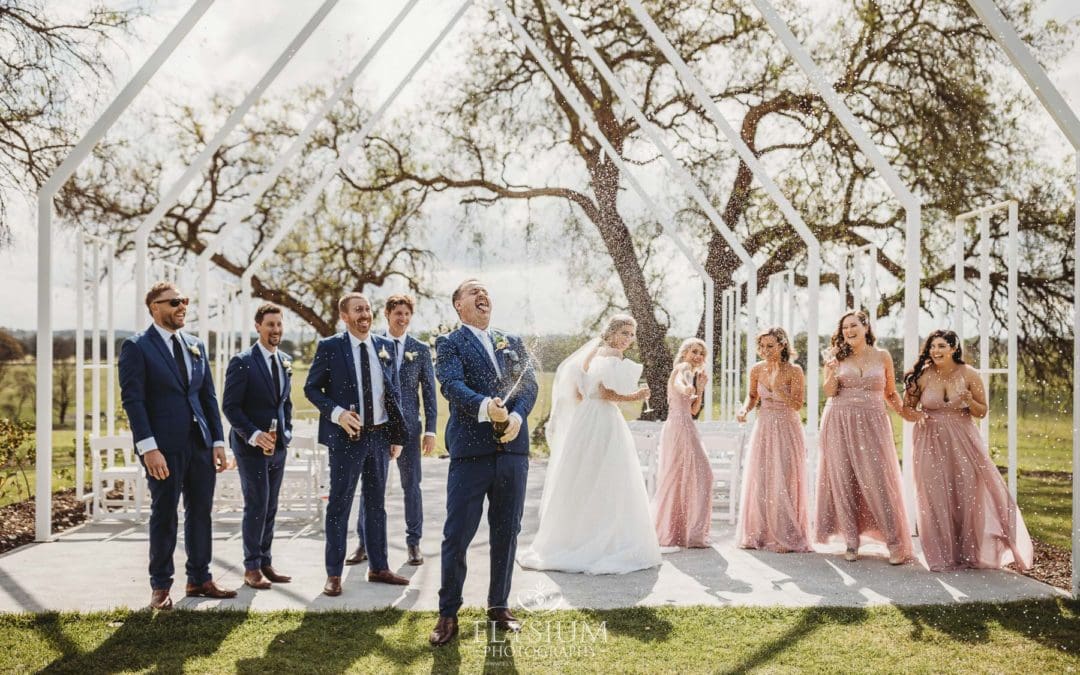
left=359, top=341, right=375, bottom=427
left=171, top=335, right=190, bottom=389
left=270, top=353, right=282, bottom=400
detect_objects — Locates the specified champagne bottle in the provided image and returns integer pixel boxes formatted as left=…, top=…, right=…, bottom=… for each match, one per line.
left=265, top=419, right=278, bottom=456
left=348, top=404, right=361, bottom=441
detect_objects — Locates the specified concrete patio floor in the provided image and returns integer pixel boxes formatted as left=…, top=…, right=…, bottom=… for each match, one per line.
left=0, top=459, right=1063, bottom=613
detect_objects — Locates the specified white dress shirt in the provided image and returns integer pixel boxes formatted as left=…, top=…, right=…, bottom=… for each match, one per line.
left=462, top=323, right=520, bottom=427
left=248, top=342, right=284, bottom=446
left=330, top=333, right=388, bottom=427
left=135, top=323, right=224, bottom=455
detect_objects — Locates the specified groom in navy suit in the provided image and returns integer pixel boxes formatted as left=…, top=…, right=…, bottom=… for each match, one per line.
left=429, top=279, right=538, bottom=646
left=222, top=302, right=294, bottom=590
left=118, top=281, right=236, bottom=610
left=304, top=292, right=409, bottom=595
left=349, top=294, right=436, bottom=567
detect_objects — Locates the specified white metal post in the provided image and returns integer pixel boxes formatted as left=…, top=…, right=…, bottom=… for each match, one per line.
left=978, top=211, right=992, bottom=446
left=91, top=244, right=101, bottom=440
left=954, top=217, right=966, bottom=341
left=1007, top=200, right=1018, bottom=499
left=74, top=235, right=85, bottom=502
left=106, top=244, right=116, bottom=436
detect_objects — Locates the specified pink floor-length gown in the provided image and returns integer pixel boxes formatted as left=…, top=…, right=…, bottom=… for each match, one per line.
left=652, top=376, right=714, bottom=547
left=913, top=387, right=1033, bottom=571
left=815, top=362, right=913, bottom=559
left=736, top=380, right=811, bottom=552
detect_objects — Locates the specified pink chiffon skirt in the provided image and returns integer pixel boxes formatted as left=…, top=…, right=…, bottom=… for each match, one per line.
left=652, top=398, right=714, bottom=547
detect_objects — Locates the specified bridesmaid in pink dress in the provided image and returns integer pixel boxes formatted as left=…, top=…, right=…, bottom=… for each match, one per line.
left=902, top=330, right=1033, bottom=571
left=652, top=338, right=714, bottom=548
left=735, top=327, right=811, bottom=552
left=817, top=310, right=913, bottom=564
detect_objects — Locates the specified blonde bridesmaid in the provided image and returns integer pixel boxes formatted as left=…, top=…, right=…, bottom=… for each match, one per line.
left=902, top=330, right=1033, bottom=571
left=652, top=338, right=714, bottom=548
left=735, top=327, right=811, bottom=553
left=816, top=311, right=913, bottom=564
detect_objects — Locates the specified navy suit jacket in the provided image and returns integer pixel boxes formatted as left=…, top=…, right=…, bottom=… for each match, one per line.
left=303, top=331, right=407, bottom=449
left=222, top=346, right=294, bottom=457
left=382, top=333, right=437, bottom=438
left=435, top=326, right=538, bottom=458
left=118, top=325, right=224, bottom=454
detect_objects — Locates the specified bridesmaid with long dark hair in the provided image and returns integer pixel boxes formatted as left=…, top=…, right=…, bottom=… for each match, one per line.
left=902, top=330, right=1033, bottom=571
left=816, top=310, right=912, bottom=564
left=735, top=327, right=811, bottom=553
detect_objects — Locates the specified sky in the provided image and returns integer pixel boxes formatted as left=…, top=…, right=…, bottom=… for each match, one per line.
left=1, top=0, right=1079, bottom=338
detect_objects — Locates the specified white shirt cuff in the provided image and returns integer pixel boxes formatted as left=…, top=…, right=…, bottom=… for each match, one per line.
left=423, top=431, right=436, bottom=438
left=213, top=441, right=224, bottom=449
left=477, top=397, right=492, bottom=423
left=135, top=437, right=157, bottom=455
left=510, top=412, right=522, bottom=426
left=330, top=406, right=345, bottom=425
left=248, top=430, right=262, bottom=445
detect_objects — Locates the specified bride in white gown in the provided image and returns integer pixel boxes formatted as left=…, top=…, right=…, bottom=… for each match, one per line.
left=518, top=314, right=662, bottom=574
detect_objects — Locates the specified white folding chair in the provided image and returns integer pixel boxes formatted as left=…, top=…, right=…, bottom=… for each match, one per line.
left=89, top=434, right=144, bottom=521
left=627, top=420, right=663, bottom=496
left=697, top=421, right=751, bottom=524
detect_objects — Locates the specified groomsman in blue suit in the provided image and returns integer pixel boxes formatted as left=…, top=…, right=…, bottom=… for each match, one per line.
left=349, top=294, right=436, bottom=567
left=222, top=303, right=295, bottom=590
left=305, top=292, right=410, bottom=595
left=428, top=279, right=538, bottom=646
left=118, top=281, right=236, bottom=610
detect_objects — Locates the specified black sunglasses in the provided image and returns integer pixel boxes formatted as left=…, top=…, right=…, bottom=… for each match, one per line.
left=153, top=297, right=190, bottom=308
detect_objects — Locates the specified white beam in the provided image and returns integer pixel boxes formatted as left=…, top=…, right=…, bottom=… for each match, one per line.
left=134, top=0, right=340, bottom=321
left=35, top=0, right=215, bottom=542
left=964, top=0, right=1080, bottom=598
left=751, top=0, right=923, bottom=530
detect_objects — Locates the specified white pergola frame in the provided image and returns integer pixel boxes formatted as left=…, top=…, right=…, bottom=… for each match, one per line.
left=953, top=200, right=1019, bottom=500
left=718, top=285, right=743, bottom=422
left=838, top=244, right=881, bottom=317
left=765, top=267, right=796, bottom=339
left=31, top=0, right=1080, bottom=600
left=73, top=231, right=117, bottom=505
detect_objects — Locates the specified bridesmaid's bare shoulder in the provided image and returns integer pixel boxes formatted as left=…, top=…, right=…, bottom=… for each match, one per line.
left=784, top=362, right=804, bottom=376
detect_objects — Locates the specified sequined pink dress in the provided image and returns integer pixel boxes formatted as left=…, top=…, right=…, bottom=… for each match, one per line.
left=815, top=362, right=913, bottom=559
left=652, top=375, right=714, bottom=547
left=913, top=385, right=1033, bottom=571
left=736, top=380, right=811, bottom=552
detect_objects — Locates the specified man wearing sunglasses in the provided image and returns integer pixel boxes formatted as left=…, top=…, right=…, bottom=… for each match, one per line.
left=118, top=281, right=236, bottom=610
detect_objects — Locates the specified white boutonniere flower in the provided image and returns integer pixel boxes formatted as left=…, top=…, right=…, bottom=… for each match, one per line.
left=282, top=359, right=293, bottom=375
left=188, top=344, right=201, bottom=359
left=405, top=351, right=418, bottom=362
left=378, top=346, right=391, bottom=361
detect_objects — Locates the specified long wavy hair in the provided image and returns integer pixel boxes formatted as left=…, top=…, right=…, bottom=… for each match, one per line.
left=600, top=314, right=636, bottom=345
left=756, top=326, right=794, bottom=363
left=831, top=310, right=875, bottom=361
left=902, top=330, right=965, bottom=405
left=675, top=337, right=707, bottom=365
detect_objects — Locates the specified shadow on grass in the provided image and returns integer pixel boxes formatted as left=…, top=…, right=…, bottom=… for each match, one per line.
left=897, top=598, right=1080, bottom=652
left=722, top=606, right=870, bottom=674
left=235, top=608, right=432, bottom=673
left=40, top=609, right=250, bottom=674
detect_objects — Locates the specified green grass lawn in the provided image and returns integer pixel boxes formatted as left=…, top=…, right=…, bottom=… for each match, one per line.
left=1, top=601, right=1078, bottom=673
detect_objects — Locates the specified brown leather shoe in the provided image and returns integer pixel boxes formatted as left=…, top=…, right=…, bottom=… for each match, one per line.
left=487, top=607, right=522, bottom=633
left=244, top=570, right=271, bottom=590
left=367, top=569, right=409, bottom=585
left=323, top=576, right=342, bottom=596
left=407, top=544, right=424, bottom=566
left=429, top=616, right=458, bottom=646
left=149, top=589, right=173, bottom=610
left=185, top=580, right=238, bottom=599
left=345, top=546, right=367, bottom=565
left=261, top=565, right=292, bottom=583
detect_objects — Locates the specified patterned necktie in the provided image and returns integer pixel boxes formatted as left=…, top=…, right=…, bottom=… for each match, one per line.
left=171, top=335, right=189, bottom=389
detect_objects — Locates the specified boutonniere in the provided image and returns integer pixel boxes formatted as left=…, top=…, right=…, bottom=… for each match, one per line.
left=494, top=334, right=509, bottom=351
left=377, top=346, right=391, bottom=362
left=405, top=351, right=418, bottom=362
left=281, top=359, right=293, bottom=375
left=188, top=343, right=201, bottom=359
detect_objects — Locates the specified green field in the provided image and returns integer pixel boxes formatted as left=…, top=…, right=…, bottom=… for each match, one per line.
left=2, top=601, right=1078, bottom=673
